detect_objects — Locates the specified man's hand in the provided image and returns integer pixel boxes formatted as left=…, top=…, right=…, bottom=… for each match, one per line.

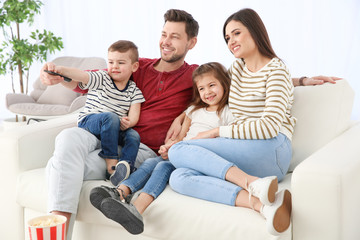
left=120, top=117, right=131, bottom=130
left=303, top=76, right=342, bottom=86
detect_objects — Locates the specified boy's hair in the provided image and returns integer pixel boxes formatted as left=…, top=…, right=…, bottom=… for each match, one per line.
left=108, top=40, right=139, bottom=63
left=223, top=8, right=278, bottom=60
left=190, top=62, right=231, bottom=116
left=164, top=9, right=199, bottom=39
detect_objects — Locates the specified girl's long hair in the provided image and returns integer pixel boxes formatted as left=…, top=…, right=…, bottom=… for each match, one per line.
left=190, top=62, right=231, bottom=116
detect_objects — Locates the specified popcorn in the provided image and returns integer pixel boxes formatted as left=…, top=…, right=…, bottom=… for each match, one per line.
left=28, top=215, right=67, bottom=240
left=30, top=216, right=63, bottom=227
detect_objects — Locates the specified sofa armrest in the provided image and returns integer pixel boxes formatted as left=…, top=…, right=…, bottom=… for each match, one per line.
left=0, top=114, right=77, bottom=172
left=291, top=122, right=360, bottom=240
left=0, top=114, right=77, bottom=240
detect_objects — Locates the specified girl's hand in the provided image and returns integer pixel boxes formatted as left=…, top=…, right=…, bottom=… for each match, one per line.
left=120, top=117, right=131, bottom=130
left=158, top=140, right=177, bottom=159
left=192, top=127, right=220, bottom=140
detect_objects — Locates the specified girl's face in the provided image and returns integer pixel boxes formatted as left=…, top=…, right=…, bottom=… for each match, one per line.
left=107, top=50, right=138, bottom=82
left=195, top=73, right=224, bottom=111
left=224, top=20, right=257, bottom=59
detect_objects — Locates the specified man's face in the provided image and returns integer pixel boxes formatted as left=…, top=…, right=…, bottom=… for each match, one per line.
left=159, top=21, right=193, bottom=63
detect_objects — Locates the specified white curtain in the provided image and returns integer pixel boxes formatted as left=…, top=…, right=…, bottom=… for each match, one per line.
left=1, top=0, right=359, bottom=120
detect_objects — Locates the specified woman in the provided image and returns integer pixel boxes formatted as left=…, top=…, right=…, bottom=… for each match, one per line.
left=168, top=8, right=296, bottom=236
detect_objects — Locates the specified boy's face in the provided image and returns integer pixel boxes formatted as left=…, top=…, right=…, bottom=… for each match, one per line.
left=159, top=21, right=196, bottom=63
left=107, top=50, right=138, bottom=82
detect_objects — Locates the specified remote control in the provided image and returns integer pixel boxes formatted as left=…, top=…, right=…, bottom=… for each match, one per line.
left=44, top=70, right=72, bottom=82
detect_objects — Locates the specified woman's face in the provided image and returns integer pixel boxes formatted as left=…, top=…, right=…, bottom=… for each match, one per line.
left=224, top=20, right=257, bottom=59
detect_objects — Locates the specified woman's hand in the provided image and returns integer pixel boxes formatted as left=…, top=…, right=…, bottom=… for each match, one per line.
left=192, top=127, right=220, bottom=140
left=304, top=76, right=342, bottom=86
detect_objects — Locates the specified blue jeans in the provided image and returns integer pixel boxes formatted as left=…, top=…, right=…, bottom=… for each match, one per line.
left=78, top=112, right=140, bottom=166
left=121, top=156, right=175, bottom=198
left=168, top=133, right=292, bottom=206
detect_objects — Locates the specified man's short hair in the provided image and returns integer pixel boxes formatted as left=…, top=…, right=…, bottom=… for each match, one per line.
left=164, top=9, right=199, bottom=39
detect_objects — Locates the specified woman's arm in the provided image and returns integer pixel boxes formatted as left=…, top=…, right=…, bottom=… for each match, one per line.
left=292, top=76, right=341, bottom=86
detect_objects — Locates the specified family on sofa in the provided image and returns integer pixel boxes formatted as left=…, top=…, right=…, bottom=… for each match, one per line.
left=39, top=8, right=339, bottom=239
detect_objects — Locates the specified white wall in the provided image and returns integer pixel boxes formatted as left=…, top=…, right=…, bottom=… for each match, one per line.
left=1, top=0, right=359, bottom=120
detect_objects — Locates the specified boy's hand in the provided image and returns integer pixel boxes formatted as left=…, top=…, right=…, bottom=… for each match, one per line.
left=120, top=117, right=131, bottom=130
left=41, top=62, right=63, bottom=85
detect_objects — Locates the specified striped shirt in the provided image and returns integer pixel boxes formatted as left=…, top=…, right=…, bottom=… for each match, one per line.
left=78, top=70, right=145, bottom=123
left=219, top=58, right=296, bottom=140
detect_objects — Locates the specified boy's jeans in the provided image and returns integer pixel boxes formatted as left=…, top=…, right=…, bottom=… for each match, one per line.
left=78, top=112, right=140, bottom=165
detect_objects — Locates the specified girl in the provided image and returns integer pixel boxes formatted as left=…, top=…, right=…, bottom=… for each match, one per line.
left=168, top=8, right=296, bottom=236
left=89, top=62, right=234, bottom=235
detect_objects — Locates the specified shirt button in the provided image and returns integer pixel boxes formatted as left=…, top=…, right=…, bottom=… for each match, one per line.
left=159, top=88, right=162, bottom=91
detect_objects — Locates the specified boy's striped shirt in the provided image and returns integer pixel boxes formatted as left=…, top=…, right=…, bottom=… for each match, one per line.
left=78, top=70, right=145, bottom=122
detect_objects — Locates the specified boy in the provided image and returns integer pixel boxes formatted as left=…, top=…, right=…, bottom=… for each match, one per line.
left=47, top=40, right=145, bottom=185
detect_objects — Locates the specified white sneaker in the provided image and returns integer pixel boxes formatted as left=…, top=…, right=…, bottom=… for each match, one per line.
left=261, top=189, right=292, bottom=236
left=247, top=176, right=278, bottom=206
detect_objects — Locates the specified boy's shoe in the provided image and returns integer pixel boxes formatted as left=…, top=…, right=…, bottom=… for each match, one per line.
left=90, top=185, right=121, bottom=211
left=261, top=189, right=292, bottom=236
left=101, top=197, right=144, bottom=235
left=110, top=160, right=131, bottom=186
left=247, top=176, right=278, bottom=206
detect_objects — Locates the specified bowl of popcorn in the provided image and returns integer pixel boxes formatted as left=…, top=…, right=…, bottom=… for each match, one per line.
left=28, top=215, right=67, bottom=240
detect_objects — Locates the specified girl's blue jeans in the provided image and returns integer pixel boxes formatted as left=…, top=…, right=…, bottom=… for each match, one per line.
left=78, top=112, right=140, bottom=165
left=121, top=156, right=175, bottom=198
left=168, top=133, right=292, bottom=206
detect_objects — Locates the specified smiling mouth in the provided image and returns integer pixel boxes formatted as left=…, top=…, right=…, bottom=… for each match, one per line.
left=233, top=46, right=240, bottom=52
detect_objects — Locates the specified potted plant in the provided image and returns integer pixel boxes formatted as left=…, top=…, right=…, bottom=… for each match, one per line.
left=0, top=0, right=63, bottom=122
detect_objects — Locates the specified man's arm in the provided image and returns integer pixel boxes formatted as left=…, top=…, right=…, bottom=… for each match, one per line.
left=292, top=76, right=342, bottom=86
left=164, top=112, right=186, bottom=143
left=159, top=115, right=191, bottom=159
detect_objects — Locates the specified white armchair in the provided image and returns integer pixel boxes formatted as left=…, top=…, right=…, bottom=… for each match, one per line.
left=1, top=79, right=359, bottom=240
left=5, top=56, right=107, bottom=120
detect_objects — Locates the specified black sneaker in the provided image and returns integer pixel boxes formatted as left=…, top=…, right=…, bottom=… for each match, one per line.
left=89, top=185, right=120, bottom=211
left=100, top=197, right=144, bottom=235
left=110, top=160, right=131, bottom=186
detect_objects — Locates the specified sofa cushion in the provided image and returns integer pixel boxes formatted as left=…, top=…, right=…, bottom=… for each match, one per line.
left=290, top=80, right=354, bottom=171
left=17, top=168, right=292, bottom=239
left=37, top=84, right=80, bottom=106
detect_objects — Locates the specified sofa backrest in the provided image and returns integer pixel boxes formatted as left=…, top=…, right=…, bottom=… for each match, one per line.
left=289, top=79, right=354, bottom=171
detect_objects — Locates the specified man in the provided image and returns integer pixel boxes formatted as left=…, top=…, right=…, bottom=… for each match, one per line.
left=40, top=9, right=198, bottom=239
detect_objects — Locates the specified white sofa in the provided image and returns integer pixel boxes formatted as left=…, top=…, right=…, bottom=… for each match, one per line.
left=1, top=79, right=360, bottom=240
